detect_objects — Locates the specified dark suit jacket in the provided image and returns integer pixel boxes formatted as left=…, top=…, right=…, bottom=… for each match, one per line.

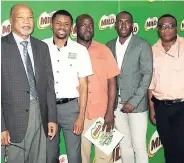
left=1, top=33, right=57, bottom=143
left=106, top=35, right=153, bottom=113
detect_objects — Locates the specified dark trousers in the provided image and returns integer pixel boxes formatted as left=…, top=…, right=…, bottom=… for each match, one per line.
left=153, top=98, right=184, bottom=163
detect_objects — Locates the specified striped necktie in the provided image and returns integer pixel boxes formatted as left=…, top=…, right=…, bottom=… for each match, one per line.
left=20, top=41, right=38, bottom=99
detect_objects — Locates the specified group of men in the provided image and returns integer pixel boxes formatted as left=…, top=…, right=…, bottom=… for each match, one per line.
left=1, top=4, right=184, bottom=163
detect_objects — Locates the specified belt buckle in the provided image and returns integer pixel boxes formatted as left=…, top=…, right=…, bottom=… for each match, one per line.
left=56, top=98, right=63, bottom=104
left=164, top=100, right=171, bottom=105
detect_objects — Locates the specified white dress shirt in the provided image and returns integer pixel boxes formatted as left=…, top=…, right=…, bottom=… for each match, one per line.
left=13, top=32, right=35, bottom=75
left=116, top=33, right=132, bottom=69
left=43, top=37, right=93, bottom=98
left=116, top=33, right=132, bottom=95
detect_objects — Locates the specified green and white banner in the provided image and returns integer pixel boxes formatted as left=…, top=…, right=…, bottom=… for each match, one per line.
left=1, top=1, right=184, bottom=163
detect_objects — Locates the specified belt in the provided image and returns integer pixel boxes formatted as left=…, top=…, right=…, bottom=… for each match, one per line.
left=151, top=96, right=184, bottom=105
left=56, top=98, right=76, bottom=105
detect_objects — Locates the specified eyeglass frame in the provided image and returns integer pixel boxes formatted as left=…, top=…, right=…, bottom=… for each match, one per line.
left=157, top=23, right=177, bottom=30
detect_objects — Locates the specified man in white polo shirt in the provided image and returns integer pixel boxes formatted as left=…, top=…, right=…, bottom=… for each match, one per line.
left=43, top=10, right=93, bottom=163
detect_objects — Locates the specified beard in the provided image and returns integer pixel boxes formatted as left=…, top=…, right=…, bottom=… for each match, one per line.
left=78, top=32, right=93, bottom=42
left=20, top=26, right=33, bottom=36
left=55, top=33, right=68, bottom=39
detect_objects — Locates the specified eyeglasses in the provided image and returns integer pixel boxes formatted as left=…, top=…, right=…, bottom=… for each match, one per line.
left=157, top=23, right=176, bottom=30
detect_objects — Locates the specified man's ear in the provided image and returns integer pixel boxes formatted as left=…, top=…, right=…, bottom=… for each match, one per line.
left=114, top=22, right=117, bottom=30
left=9, top=16, right=12, bottom=25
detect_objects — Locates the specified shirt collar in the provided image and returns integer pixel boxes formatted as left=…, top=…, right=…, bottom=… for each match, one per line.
left=89, top=40, right=97, bottom=47
left=155, top=35, right=180, bottom=52
left=52, top=37, right=72, bottom=47
left=117, top=33, right=132, bottom=46
left=12, top=32, right=30, bottom=46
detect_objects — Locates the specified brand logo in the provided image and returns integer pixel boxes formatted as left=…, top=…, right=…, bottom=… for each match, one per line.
left=1, top=19, right=11, bottom=37
left=180, top=19, right=184, bottom=31
left=148, top=130, right=163, bottom=157
left=99, top=131, right=113, bottom=146
left=59, top=154, right=68, bottom=163
left=99, top=14, right=139, bottom=35
left=70, top=23, right=77, bottom=39
left=133, top=23, right=139, bottom=35
left=145, top=17, right=158, bottom=31
left=99, top=14, right=116, bottom=30
left=37, top=11, right=56, bottom=29
left=91, top=121, right=103, bottom=139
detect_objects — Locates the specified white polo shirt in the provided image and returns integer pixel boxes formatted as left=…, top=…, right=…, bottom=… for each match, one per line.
left=43, top=37, right=93, bottom=98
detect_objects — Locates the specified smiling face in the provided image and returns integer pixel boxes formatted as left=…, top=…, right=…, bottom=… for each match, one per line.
left=51, top=14, right=72, bottom=40
left=157, top=17, right=177, bottom=42
left=10, top=5, right=34, bottom=39
left=115, top=13, right=133, bottom=38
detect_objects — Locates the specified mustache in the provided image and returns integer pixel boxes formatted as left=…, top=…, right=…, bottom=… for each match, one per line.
left=21, top=26, right=32, bottom=29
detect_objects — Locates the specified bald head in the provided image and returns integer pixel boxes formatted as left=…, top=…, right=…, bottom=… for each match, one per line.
left=76, top=14, right=93, bottom=27
left=10, top=4, right=33, bottom=16
left=9, top=4, right=34, bottom=39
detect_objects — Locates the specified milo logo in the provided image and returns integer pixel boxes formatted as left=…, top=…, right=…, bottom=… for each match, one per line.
left=1, top=19, right=11, bottom=37
left=37, top=11, right=56, bottom=29
left=91, top=121, right=103, bottom=139
left=148, top=130, right=163, bottom=157
left=99, top=14, right=116, bottom=30
left=145, top=17, right=158, bottom=31
left=180, top=19, right=184, bottom=31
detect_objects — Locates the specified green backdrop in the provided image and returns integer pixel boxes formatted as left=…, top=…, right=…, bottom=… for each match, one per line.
left=1, top=1, right=184, bottom=163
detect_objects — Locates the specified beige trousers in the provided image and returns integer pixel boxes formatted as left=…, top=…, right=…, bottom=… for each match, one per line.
left=81, top=119, right=113, bottom=163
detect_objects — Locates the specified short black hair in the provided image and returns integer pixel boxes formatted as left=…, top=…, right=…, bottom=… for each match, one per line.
left=158, top=14, right=177, bottom=26
left=116, top=11, right=133, bottom=23
left=52, top=10, right=73, bottom=24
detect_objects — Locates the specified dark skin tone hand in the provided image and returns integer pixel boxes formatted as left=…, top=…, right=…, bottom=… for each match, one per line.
left=120, top=102, right=134, bottom=113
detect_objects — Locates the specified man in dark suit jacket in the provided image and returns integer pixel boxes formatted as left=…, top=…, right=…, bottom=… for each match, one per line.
left=106, top=11, right=153, bottom=163
left=1, top=4, right=57, bottom=163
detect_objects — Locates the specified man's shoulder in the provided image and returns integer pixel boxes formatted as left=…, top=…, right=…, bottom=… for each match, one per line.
left=69, top=38, right=83, bottom=47
left=133, top=35, right=150, bottom=46
left=179, top=36, right=184, bottom=44
left=152, top=42, right=158, bottom=49
left=92, top=40, right=110, bottom=50
left=106, top=38, right=117, bottom=46
left=41, top=37, right=54, bottom=48
left=69, top=39, right=87, bottom=51
left=1, top=33, right=11, bottom=44
left=42, top=37, right=52, bottom=44
left=31, top=36, right=48, bottom=47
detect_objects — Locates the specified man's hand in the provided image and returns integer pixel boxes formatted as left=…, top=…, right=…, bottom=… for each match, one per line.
left=73, top=116, right=84, bottom=135
left=1, top=130, right=10, bottom=145
left=150, top=110, right=156, bottom=125
left=120, top=102, right=134, bottom=113
left=103, top=111, right=114, bottom=132
left=48, top=122, right=58, bottom=140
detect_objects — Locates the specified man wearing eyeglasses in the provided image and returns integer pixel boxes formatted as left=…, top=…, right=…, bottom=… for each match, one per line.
left=148, top=14, right=184, bottom=163
left=106, top=11, right=153, bottom=163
